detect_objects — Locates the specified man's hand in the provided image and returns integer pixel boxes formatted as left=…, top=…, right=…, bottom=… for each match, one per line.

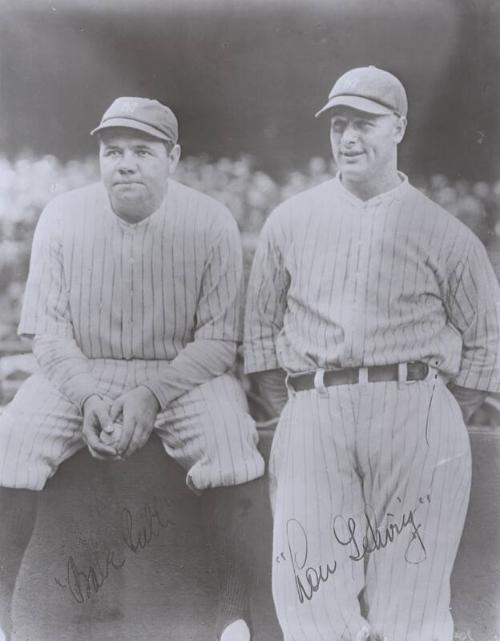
left=109, top=386, right=160, bottom=459
left=82, top=395, right=118, bottom=459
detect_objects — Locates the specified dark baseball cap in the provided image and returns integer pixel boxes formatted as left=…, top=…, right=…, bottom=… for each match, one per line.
left=91, top=97, right=178, bottom=144
left=315, top=66, right=408, bottom=118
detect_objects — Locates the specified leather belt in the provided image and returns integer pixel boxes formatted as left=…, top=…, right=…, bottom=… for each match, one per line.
left=287, top=362, right=429, bottom=392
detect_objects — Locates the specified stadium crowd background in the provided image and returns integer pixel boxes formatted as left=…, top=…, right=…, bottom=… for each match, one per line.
left=1, top=151, right=500, bottom=342
left=2, top=0, right=498, bottom=353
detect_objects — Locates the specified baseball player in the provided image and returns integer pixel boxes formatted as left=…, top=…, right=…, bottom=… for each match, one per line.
left=244, top=66, right=500, bottom=641
left=0, top=97, right=264, bottom=641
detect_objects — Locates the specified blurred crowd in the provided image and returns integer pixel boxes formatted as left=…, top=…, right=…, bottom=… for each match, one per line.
left=1, top=152, right=500, bottom=343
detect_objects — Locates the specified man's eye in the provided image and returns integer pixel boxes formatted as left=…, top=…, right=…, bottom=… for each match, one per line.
left=136, top=149, right=150, bottom=157
left=331, top=121, right=345, bottom=133
left=104, top=149, right=120, bottom=157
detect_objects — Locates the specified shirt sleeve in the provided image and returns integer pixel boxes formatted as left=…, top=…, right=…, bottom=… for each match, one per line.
left=194, top=216, right=244, bottom=342
left=32, top=335, right=100, bottom=410
left=141, top=339, right=237, bottom=411
left=18, top=201, right=73, bottom=339
left=141, top=212, right=242, bottom=411
left=244, top=213, right=290, bottom=373
left=445, top=233, right=500, bottom=393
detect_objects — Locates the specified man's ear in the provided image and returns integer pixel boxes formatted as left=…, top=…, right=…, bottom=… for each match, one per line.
left=394, top=116, right=407, bottom=144
left=169, top=144, right=181, bottom=171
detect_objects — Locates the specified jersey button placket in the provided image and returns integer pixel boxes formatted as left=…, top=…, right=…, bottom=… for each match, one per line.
left=351, top=209, right=365, bottom=363
left=355, top=205, right=374, bottom=372
left=123, top=229, right=134, bottom=360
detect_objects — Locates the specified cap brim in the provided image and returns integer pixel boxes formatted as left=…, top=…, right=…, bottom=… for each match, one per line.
left=315, top=95, right=394, bottom=118
left=90, top=118, right=172, bottom=142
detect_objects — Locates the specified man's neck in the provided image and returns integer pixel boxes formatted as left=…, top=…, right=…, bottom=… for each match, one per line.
left=340, top=171, right=402, bottom=202
left=108, top=187, right=168, bottom=224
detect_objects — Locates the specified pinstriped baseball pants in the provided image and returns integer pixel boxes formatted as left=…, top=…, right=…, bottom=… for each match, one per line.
left=270, top=373, right=471, bottom=641
left=0, top=362, right=264, bottom=492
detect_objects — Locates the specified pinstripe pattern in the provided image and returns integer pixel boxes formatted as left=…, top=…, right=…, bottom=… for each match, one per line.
left=244, top=174, right=500, bottom=394
left=0, top=369, right=261, bottom=491
left=20, top=179, right=242, bottom=353
left=244, top=173, right=500, bottom=640
left=270, top=377, right=471, bottom=641
left=1, top=178, right=264, bottom=491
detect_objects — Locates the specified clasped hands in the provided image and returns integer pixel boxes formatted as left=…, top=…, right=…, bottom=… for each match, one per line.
left=82, top=386, right=160, bottom=461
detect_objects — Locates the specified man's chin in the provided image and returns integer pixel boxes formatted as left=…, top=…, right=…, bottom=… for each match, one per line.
left=110, top=195, right=153, bottom=222
left=339, top=165, right=368, bottom=182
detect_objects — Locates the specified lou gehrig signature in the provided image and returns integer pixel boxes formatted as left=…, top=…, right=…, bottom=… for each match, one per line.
left=279, top=494, right=430, bottom=604
left=54, top=496, right=174, bottom=604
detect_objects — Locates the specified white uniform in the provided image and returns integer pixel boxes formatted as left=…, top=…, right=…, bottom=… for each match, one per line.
left=0, top=178, right=264, bottom=492
left=244, top=175, right=500, bottom=641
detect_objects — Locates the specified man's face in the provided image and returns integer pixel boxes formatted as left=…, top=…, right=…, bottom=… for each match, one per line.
left=329, top=106, right=406, bottom=186
left=99, top=128, right=180, bottom=222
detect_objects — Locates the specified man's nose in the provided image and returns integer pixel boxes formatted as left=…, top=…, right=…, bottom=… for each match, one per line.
left=341, top=123, right=358, bottom=145
left=117, top=151, right=137, bottom=172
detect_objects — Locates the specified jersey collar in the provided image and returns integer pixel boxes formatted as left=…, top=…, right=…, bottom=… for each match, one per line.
left=334, top=171, right=409, bottom=208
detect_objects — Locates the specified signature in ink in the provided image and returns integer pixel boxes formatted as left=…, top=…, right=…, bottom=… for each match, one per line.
left=278, top=494, right=430, bottom=604
left=54, top=542, right=126, bottom=604
left=286, top=518, right=337, bottom=604
left=55, top=496, right=174, bottom=603
left=333, top=495, right=430, bottom=565
left=121, top=496, right=175, bottom=553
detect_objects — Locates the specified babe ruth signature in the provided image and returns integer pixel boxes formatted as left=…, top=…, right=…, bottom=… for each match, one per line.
left=54, top=496, right=174, bottom=604
left=280, top=494, right=430, bottom=604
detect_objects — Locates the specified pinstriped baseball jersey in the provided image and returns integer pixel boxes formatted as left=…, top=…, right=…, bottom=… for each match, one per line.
left=19, top=178, right=242, bottom=356
left=0, top=176, right=265, bottom=491
left=244, top=173, right=500, bottom=393
left=244, top=169, right=500, bottom=641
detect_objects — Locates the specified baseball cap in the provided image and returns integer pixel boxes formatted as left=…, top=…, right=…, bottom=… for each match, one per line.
left=91, top=97, right=178, bottom=144
left=315, top=66, right=408, bottom=118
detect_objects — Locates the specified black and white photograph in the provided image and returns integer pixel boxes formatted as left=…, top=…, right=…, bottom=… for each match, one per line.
left=0, top=1, right=499, bottom=640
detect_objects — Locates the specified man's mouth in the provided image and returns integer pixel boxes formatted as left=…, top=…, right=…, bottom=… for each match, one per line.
left=341, top=151, right=364, bottom=158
